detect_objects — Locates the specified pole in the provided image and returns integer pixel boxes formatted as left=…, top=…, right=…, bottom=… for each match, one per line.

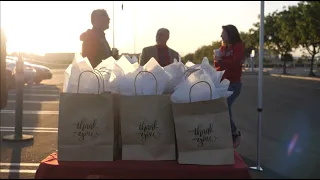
left=133, top=8, right=136, bottom=54
left=251, top=57, right=254, bottom=72
left=133, top=9, right=136, bottom=54
left=15, top=55, right=23, bottom=138
left=2, top=55, right=33, bottom=142
left=112, top=1, right=115, bottom=49
left=250, top=0, right=264, bottom=172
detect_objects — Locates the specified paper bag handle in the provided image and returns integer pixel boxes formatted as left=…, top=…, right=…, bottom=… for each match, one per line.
left=77, top=71, right=101, bottom=94
left=134, top=71, right=158, bottom=95
left=189, top=81, right=212, bottom=103
left=93, top=69, right=105, bottom=92
left=184, top=68, right=200, bottom=78
left=98, top=67, right=112, bottom=74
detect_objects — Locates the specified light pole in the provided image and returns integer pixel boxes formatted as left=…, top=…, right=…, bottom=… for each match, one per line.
left=112, top=1, right=115, bottom=49
left=133, top=7, right=136, bottom=54
left=118, top=2, right=136, bottom=55
left=111, top=1, right=119, bottom=59
left=250, top=0, right=264, bottom=172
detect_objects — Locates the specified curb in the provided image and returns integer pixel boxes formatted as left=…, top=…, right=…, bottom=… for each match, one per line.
left=270, top=74, right=320, bottom=81
left=242, top=71, right=270, bottom=76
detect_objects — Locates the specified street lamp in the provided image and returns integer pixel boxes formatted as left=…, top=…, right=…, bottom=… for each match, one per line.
left=112, top=1, right=115, bottom=49
left=111, top=1, right=120, bottom=59
left=133, top=9, right=136, bottom=54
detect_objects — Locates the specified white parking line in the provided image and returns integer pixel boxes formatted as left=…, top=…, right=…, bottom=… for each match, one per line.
left=0, top=127, right=58, bottom=133
left=0, top=169, right=37, bottom=173
left=0, top=110, right=59, bottom=115
left=7, top=100, right=59, bottom=104
left=0, top=129, right=58, bottom=133
left=1, top=127, right=58, bottom=130
left=11, top=89, right=60, bottom=93
left=0, top=163, right=40, bottom=167
left=9, top=94, right=59, bottom=97
left=27, top=85, right=62, bottom=89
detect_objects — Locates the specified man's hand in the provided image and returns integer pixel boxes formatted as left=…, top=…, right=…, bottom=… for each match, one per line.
left=111, top=48, right=119, bottom=59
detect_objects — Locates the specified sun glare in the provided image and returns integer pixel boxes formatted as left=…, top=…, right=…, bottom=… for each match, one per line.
left=0, top=1, right=139, bottom=55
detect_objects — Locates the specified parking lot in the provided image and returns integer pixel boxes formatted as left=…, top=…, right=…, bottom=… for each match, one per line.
left=1, top=68, right=320, bottom=179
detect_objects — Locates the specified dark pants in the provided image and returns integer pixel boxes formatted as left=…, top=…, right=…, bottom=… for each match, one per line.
left=227, top=82, right=242, bottom=134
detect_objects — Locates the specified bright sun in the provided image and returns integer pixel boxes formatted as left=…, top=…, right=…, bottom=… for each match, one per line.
left=1, top=1, right=137, bottom=56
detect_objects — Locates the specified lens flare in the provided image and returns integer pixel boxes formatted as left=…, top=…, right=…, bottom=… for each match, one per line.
left=287, top=133, right=299, bottom=156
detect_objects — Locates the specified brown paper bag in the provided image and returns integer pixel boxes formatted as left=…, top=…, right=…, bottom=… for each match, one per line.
left=119, top=71, right=176, bottom=160
left=172, top=81, right=234, bottom=165
left=58, top=71, right=114, bottom=162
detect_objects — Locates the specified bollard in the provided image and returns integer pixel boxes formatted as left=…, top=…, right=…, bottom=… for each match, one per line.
left=2, top=55, right=34, bottom=141
left=251, top=57, right=254, bottom=72
left=250, top=50, right=255, bottom=73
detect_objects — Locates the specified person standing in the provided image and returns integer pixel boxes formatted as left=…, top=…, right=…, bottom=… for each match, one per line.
left=139, top=28, right=180, bottom=67
left=214, top=25, right=245, bottom=148
left=80, top=9, right=116, bottom=68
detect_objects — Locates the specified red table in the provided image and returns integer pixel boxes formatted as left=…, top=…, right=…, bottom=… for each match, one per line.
left=35, top=151, right=251, bottom=179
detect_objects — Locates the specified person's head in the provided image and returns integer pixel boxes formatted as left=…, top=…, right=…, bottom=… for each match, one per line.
left=156, top=28, right=170, bottom=45
left=221, top=25, right=242, bottom=45
left=91, top=9, right=110, bottom=31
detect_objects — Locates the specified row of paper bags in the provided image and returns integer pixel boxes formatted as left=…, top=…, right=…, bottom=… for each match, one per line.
left=58, top=55, right=235, bottom=165
left=63, top=54, right=232, bottom=99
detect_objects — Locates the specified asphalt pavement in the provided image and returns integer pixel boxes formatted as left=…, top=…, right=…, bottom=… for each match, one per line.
left=1, top=68, right=320, bottom=179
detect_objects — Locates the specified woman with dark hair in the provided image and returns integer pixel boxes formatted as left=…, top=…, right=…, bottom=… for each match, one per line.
left=214, top=24, right=245, bottom=148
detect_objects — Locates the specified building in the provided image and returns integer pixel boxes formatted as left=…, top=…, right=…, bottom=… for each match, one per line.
left=44, top=53, right=75, bottom=63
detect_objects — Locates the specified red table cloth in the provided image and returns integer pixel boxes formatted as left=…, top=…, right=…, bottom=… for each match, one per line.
left=35, top=151, right=251, bottom=179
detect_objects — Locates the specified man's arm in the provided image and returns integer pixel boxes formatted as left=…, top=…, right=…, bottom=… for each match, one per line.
left=139, top=47, right=148, bottom=66
left=169, top=48, right=180, bottom=62
left=174, top=50, right=180, bottom=62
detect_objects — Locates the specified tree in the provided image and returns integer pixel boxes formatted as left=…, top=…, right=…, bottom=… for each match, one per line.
left=240, top=31, right=259, bottom=58
left=211, top=41, right=221, bottom=50
left=262, top=11, right=293, bottom=74
left=182, top=41, right=222, bottom=64
left=194, top=45, right=213, bottom=64
left=281, top=2, right=320, bottom=76
left=181, top=53, right=194, bottom=63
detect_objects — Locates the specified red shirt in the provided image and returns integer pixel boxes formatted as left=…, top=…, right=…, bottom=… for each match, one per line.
left=156, top=44, right=171, bottom=67
left=214, top=42, right=245, bottom=83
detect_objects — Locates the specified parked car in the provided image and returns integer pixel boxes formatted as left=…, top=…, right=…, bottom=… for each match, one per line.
left=24, top=61, right=53, bottom=84
left=6, top=57, right=53, bottom=89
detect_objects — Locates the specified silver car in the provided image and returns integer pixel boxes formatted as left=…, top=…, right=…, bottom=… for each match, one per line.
left=6, top=56, right=53, bottom=89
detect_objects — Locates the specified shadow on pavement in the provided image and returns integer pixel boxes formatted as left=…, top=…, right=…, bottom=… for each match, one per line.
left=234, top=75, right=320, bottom=178
left=1, top=140, right=34, bottom=179
left=1, top=83, right=61, bottom=167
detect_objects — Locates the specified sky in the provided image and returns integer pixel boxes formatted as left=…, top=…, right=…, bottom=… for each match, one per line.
left=1, top=1, right=301, bottom=57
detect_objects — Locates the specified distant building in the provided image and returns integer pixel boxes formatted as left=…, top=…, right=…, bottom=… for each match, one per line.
left=254, top=49, right=280, bottom=60
left=44, top=53, right=75, bottom=63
